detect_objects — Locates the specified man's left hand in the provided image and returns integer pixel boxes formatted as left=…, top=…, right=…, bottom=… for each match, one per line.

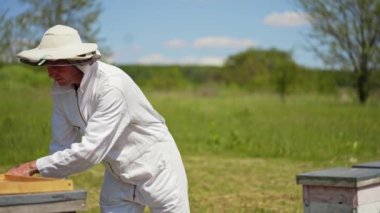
left=6, top=161, right=39, bottom=176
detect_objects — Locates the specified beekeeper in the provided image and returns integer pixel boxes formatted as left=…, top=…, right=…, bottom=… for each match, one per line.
left=6, top=25, right=190, bottom=213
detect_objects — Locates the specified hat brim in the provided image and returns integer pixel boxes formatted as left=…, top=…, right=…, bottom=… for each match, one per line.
left=17, top=43, right=98, bottom=63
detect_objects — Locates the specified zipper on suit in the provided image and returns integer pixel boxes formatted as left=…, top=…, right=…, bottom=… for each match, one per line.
left=107, top=162, right=117, bottom=175
left=75, top=89, right=87, bottom=126
left=105, top=161, right=122, bottom=182
left=133, top=185, right=137, bottom=201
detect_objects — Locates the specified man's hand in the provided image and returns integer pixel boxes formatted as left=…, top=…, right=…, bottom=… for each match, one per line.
left=6, top=160, right=39, bottom=176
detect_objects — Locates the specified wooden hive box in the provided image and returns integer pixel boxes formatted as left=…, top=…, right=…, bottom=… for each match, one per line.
left=296, top=167, right=380, bottom=213
left=0, top=190, right=87, bottom=213
left=0, top=174, right=86, bottom=213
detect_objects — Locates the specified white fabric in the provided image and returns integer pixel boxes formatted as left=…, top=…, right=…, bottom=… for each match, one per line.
left=36, top=61, right=189, bottom=212
left=100, top=140, right=189, bottom=213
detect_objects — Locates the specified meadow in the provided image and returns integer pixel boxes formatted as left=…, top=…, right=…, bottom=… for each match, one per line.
left=0, top=65, right=380, bottom=212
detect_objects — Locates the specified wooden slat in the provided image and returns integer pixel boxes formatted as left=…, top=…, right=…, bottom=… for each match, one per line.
left=304, top=202, right=354, bottom=213
left=0, top=181, right=73, bottom=194
left=305, top=201, right=380, bottom=213
left=303, top=185, right=357, bottom=206
left=0, top=199, right=86, bottom=213
left=0, top=174, right=73, bottom=195
left=0, top=190, right=86, bottom=206
left=3, top=175, right=58, bottom=182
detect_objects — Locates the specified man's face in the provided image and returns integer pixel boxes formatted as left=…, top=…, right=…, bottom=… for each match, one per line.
left=47, top=65, right=83, bottom=86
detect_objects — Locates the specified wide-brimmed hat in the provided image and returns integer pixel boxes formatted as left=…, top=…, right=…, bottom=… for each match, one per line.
left=17, top=25, right=101, bottom=66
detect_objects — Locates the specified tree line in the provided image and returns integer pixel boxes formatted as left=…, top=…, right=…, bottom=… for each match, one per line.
left=0, top=0, right=379, bottom=103
left=120, top=48, right=380, bottom=100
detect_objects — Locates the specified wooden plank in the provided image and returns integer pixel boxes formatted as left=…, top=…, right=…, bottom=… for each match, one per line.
left=0, top=181, right=73, bottom=194
left=0, top=199, right=86, bottom=213
left=0, top=175, right=73, bottom=194
left=304, top=202, right=353, bottom=213
left=3, top=175, right=59, bottom=182
left=296, top=167, right=380, bottom=187
left=0, top=174, right=47, bottom=182
left=0, top=190, right=86, bottom=206
left=303, top=185, right=357, bottom=206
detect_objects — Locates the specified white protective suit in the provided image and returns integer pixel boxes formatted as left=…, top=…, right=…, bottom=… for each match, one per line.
left=35, top=61, right=190, bottom=212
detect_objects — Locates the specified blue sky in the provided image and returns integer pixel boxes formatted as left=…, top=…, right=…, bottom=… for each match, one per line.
left=2, top=0, right=322, bottom=67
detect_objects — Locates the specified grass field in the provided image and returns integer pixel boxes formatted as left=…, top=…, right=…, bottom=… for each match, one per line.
left=68, top=156, right=315, bottom=212
left=0, top=80, right=380, bottom=212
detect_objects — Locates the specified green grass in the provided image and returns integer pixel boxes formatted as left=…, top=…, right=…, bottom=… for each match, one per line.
left=150, top=91, right=380, bottom=164
left=66, top=156, right=315, bottom=213
left=0, top=83, right=380, bottom=212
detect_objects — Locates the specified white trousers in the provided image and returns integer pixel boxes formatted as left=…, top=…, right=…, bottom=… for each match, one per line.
left=99, top=140, right=190, bottom=213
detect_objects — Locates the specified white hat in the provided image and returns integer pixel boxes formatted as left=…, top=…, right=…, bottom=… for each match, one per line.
left=17, top=25, right=100, bottom=65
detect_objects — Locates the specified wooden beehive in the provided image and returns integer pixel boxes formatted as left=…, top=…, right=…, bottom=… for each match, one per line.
left=0, top=174, right=73, bottom=195
left=0, top=190, right=87, bottom=213
left=0, top=174, right=86, bottom=212
left=297, top=167, right=380, bottom=213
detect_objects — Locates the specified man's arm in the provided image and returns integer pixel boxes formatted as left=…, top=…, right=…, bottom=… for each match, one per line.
left=6, top=91, right=79, bottom=177
left=36, top=87, right=130, bottom=178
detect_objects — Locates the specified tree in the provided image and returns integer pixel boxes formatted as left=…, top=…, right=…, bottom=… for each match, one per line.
left=3, top=0, right=104, bottom=62
left=224, top=48, right=298, bottom=99
left=296, top=0, right=380, bottom=103
left=0, top=11, right=13, bottom=64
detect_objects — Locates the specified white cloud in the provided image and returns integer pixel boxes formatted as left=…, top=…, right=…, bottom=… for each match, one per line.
left=138, top=54, right=173, bottom=64
left=164, top=39, right=188, bottom=48
left=178, top=56, right=225, bottom=66
left=264, top=11, right=310, bottom=27
left=193, top=36, right=257, bottom=48
left=198, top=57, right=225, bottom=66
left=137, top=54, right=225, bottom=66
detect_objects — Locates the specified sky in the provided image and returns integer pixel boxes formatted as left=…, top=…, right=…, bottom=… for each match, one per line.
left=2, top=0, right=322, bottom=68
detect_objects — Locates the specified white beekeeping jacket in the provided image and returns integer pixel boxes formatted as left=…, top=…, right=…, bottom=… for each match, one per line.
left=36, top=61, right=168, bottom=179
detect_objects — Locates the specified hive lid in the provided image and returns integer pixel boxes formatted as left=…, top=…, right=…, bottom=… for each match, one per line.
left=353, top=161, right=380, bottom=169
left=296, top=167, right=380, bottom=187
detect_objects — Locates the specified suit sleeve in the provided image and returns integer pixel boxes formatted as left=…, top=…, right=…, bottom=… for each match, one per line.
left=36, top=87, right=130, bottom=178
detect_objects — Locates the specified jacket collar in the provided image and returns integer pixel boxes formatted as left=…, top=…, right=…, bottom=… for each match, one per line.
left=76, top=61, right=98, bottom=93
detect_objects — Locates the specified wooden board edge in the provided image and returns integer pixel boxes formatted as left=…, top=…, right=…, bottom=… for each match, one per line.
left=0, top=199, right=86, bottom=213
left=3, top=175, right=60, bottom=182
left=0, top=179, right=74, bottom=195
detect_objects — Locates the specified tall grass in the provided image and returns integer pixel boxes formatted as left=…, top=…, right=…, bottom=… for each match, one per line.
left=150, top=91, right=380, bottom=165
left=1, top=85, right=379, bottom=165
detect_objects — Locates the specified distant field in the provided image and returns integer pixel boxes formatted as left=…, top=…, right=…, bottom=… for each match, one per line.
left=151, top=90, right=380, bottom=164
left=0, top=83, right=380, bottom=212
